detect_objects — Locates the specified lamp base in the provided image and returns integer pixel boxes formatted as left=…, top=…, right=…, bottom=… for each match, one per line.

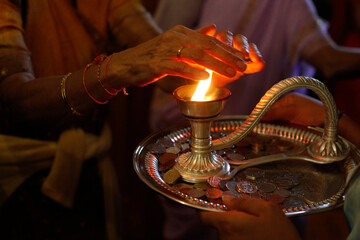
left=174, top=152, right=230, bottom=183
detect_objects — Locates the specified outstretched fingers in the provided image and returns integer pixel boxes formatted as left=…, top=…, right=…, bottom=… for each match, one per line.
left=173, top=25, right=247, bottom=74
left=244, top=43, right=265, bottom=74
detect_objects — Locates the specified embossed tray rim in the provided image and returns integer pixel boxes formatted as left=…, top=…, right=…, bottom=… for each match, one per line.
left=133, top=115, right=360, bottom=216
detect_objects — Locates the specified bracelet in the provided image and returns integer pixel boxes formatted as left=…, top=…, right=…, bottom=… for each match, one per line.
left=95, top=54, right=117, bottom=96
left=60, top=73, right=83, bottom=116
left=104, top=54, right=128, bottom=96
left=83, top=62, right=109, bottom=104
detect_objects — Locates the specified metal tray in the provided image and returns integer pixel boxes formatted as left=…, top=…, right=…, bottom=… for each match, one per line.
left=133, top=116, right=360, bottom=216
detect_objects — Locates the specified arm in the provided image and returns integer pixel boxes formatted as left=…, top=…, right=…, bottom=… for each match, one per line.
left=200, top=198, right=302, bottom=240
left=0, top=11, right=251, bottom=133
left=108, top=0, right=162, bottom=48
left=303, top=42, right=360, bottom=80
left=262, top=92, right=360, bottom=149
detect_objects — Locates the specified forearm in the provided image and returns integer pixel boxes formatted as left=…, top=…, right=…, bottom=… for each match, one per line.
left=338, top=114, right=360, bottom=149
left=1, top=70, right=104, bottom=130
left=306, top=43, right=360, bottom=80
left=108, top=0, right=162, bottom=48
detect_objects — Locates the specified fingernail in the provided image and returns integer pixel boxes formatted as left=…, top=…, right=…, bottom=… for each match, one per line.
left=227, top=30, right=234, bottom=36
left=226, top=67, right=236, bottom=76
left=199, top=71, right=210, bottom=79
left=235, top=51, right=245, bottom=58
left=237, top=60, right=246, bottom=71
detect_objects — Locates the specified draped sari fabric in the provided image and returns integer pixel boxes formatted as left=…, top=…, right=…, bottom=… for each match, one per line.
left=0, top=0, right=162, bottom=239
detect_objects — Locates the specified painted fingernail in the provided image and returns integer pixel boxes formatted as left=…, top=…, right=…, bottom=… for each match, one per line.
left=226, top=67, right=236, bottom=76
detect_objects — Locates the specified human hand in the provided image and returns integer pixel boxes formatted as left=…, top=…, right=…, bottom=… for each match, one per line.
left=198, top=26, right=265, bottom=87
left=262, top=92, right=326, bottom=127
left=107, top=24, right=252, bottom=88
left=200, top=198, right=301, bottom=240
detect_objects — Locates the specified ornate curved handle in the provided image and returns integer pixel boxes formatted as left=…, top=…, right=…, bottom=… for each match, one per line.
left=211, top=76, right=349, bottom=163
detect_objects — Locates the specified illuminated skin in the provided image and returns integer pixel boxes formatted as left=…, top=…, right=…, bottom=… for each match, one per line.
left=106, top=24, right=255, bottom=89
left=201, top=198, right=302, bottom=240
left=200, top=93, right=360, bottom=240
left=1, top=23, right=264, bottom=130
left=211, top=30, right=265, bottom=87
left=155, top=25, right=265, bottom=92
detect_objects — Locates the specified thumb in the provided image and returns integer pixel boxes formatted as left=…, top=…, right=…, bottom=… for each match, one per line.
left=262, top=105, right=293, bottom=122
left=225, top=198, right=270, bottom=216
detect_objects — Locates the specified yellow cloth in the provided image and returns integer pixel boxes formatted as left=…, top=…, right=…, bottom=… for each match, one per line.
left=0, top=1, right=149, bottom=238
left=0, top=124, right=122, bottom=239
left=0, top=124, right=112, bottom=207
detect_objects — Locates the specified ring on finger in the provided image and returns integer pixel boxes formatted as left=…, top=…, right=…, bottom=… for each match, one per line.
left=177, top=46, right=185, bottom=59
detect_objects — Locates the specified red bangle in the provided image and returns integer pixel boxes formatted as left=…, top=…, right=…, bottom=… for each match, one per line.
left=104, top=54, right=128, bottom=95
left=95, top=54, right=118, bottom=96
left=83, top=62, right=108, bottom=104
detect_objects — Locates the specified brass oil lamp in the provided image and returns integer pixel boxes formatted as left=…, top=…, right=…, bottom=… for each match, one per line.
left=173, top=73, right=350, bottom=183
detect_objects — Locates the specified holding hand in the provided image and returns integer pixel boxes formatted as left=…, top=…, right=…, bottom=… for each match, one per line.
left=200, top=198, right=301, bottom=240
left=262, top=92, right=326, bottom=127
left=107, top=24, right=265, bottom=89
left=199, top=25, right=265, bottom=87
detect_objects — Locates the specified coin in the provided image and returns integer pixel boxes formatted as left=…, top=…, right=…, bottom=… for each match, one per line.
left=267, top=193, right=284, bottom=204
left=157, top=137, right=175, bottom=148
left=166, top=146, right=181, bottom=154
left=274, top=188, right=291, bottom=198
left=236, top=181, right=258, bottom=194
left=207, top=176, right=222, bottom=188
left=257, top=182, right=276, bottom=193
left=273, top=177, right=294, bottom=189
left=163, top=168, right=180, bottom=184
left=227, top=153, right=245, bottom=161
left=147, top=143, right=166, bottom=154
left=188, top=188, right=206, bottom=198
left=206, top=188, right=223, bottom=199
left=158, top=153, right=177, bottom=164
left=225, top=181, right=238, bottom=192
left=179, top=187, right=192, bottom=195
left=243, top=167, right=265, bottom=180
left=219, top=179, right=229, bottom=191
left=172, top=183, right=193, bottom=191
left=194, top=182, right=211, bottom=190
left=158, top=159, right=175, bottom=172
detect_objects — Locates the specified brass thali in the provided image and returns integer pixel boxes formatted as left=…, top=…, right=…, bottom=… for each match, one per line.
left=133, top=115, right=360, bottom=216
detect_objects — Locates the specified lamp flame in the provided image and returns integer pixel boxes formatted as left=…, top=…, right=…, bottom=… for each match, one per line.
left=191, top=69, right=213, bottom=101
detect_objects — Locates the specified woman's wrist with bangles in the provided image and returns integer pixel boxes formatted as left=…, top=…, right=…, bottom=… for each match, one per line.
left=82, top=54, right=128, bottom=104
left=61, top=54, right=128, bottom=116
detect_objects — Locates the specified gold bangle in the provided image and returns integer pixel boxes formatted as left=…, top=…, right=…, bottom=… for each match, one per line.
left=61, top=73, right=83, bottom=117
left=96, top=56, right=117, bottom=96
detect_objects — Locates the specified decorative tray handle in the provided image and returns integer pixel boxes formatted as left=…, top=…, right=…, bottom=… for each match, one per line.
left=212, top=76, right=350, bottom=163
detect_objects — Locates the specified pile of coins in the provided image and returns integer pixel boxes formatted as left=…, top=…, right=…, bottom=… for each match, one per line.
left=147, top=133, right=320, bottom=209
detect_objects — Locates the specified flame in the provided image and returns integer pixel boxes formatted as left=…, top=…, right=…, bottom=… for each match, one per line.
left=191, top=69, right=213, bottom=101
